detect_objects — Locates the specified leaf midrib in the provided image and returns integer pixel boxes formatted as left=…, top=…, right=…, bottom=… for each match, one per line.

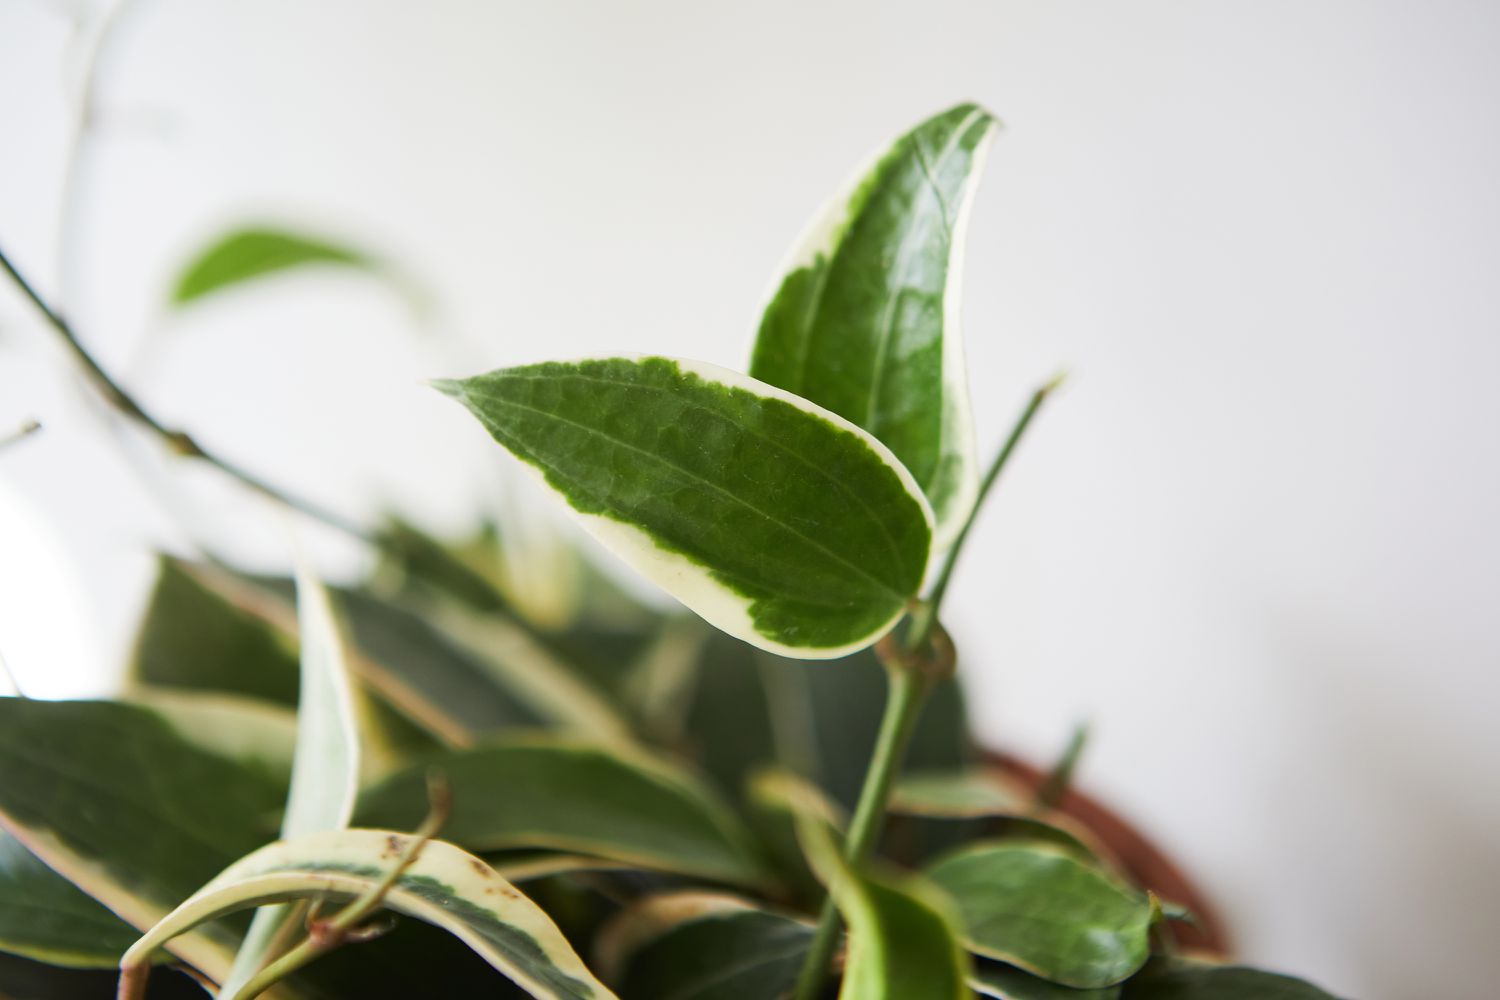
left=486, top=370, right=912, bottom=575
left=863, top=106, right=988, bottom=437
left=464, top=388, right=909, bottom=603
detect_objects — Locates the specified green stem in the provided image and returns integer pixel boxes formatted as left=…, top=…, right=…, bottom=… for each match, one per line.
left=790, top=657, right=932, bottom=1000
left=0, top=242, right=375, bottom=545
left=905, top=373, right=1064, bottom=652
left=791, top=377, right=1063, bottom=998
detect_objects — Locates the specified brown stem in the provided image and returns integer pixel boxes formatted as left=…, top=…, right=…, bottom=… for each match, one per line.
left=0, top=243, right=375, bottom=544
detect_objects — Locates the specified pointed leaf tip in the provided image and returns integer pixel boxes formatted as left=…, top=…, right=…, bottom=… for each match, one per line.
left=750, top=104, right=1000, bottom=548
left=430, top=377, right=466, bottom=400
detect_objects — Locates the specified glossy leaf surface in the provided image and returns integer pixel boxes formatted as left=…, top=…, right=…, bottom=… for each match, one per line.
left=357, top=739, right=766, bottom=886
left=926, top=842, right=1152, bottom=988
left=170, top=226, right=376, bottom=305
left=436, top=356, right=933, bottom=658
left=123, top=829, right=617, bottom=1000
left=750, top=104, right=998, bottom=542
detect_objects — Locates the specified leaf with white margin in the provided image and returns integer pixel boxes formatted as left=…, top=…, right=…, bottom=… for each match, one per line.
left=779, top=773, right=969, bottom=1000
left=749, top=104, right=999, bottom=545
left=0, top=830, right=141, bottom=968
left=435, top=356, right=934, bottom=658
left=121, top=829, right=617, bottom=1000
left=281, top=558, right=361, bottom=838
left=217, top=556, right=363, bottom=997
left=357, top=738, right=768, bottom=887
left=0, top=698, right=288, bottom=979
left=122, top=690, right=297, bottom=789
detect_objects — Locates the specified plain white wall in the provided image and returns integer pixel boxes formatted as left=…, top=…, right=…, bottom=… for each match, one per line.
left=3, top=2, right=1498, bottom=996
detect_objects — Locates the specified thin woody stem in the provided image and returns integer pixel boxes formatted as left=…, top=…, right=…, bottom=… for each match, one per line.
left=904, top=373, right=1064, bottom=652
left=0, top=242, right=375, bottom=544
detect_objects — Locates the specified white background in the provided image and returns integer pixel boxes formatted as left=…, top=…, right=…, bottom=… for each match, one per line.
left=2, top=2, right=1498, bottom=997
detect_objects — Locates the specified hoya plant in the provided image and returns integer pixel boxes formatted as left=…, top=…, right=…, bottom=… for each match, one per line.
left=0, top=106, right=1346, bottom=999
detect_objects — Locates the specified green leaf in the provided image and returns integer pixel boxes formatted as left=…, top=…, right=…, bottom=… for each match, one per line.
left=785, top=779, right=970, bottom=1000
left=0, top=830, right=140, bottom=968
left=356, top=739, right=766, bottom=887
left=601, top=893, right=814, bottom=1000
left=170, top=226, right=379, bottom=306
left=128, top=556, right=300, bottom=706
left=220, top=557, right=364, bottom=995
left=1120, top=963, right=1345, bottom=999
left=281, top=559, right=361, bottom=838
left=972, top=959, right=1122, bottom=1000
left=890, top=770, right=1032, bottom=818
left=435, top=355, right=934, bottom=658
left=121, top=829, right=617, bottom=1000
left=925, top=841, right=1153, bottom=988
left=0, top=698, right=288, bottom=978
left=120, top=690, right=297, bottom=790
left=749, top=104, right=999, bottom=544
left=167, top=559, right=594, bottom=747
left=886, top=769, right=1113, bottom=868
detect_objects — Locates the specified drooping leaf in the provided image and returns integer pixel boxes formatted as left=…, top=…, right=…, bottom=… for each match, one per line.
left=121, top=690, right=296, bottom=790
left=784, top=776, right=970, bottom=1000
left=121, top=829, right=617, bottom=1000
left=219, top=556, right=364, bottom=996
left=0, top=698, right=288, bottom=978
left=1120, top=962, right=1345, bottom=999
left=972, top=959, right=1122, bottom=1000
left=170, top=226, right=380, bottom=306
left=435, top=356, right=934, bottom=658
left=601, top=893, right=814, bottom=1000
left=925, top=841, right=1152, bottom=988
left=356, top=739, right=767, bottom=887
left=750, top=104, right=999, bottom=544
left=0, top=831, right=140, bottom=968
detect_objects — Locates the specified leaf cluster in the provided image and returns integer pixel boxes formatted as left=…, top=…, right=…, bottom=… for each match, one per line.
left=0, top=107, right=1344, bottom=1000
